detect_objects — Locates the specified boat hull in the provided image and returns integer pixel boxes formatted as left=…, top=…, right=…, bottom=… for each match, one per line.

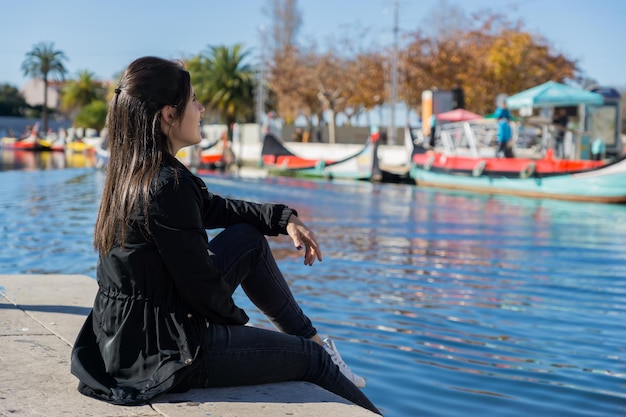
left=410, top=152, right=626, bottom=203
left=268, top=152, right=375, bottom=180
left=261, top=133, right=377, bottom=181
left=1, top=137, right=56, bottom=151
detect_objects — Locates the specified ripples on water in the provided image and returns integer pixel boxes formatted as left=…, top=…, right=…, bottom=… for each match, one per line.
left=1, top=163, right=625, bottom=417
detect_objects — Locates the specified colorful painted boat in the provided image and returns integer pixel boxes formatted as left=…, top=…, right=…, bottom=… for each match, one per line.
left=199, top=137, right=240, bottom=171
left=65, top=137, right=102, bottom=153
left=94, top=138, right=218, bottom=171
left=65, top=140, right=91, bottom=152
left=410, top=148, right=626, bottom=203
left=36, top=137, right=65, bottom=152
left=1, top=136, right=40, bottom=150
left=260, top=129, right=380, bottom=180
left=370, top=125, right=418, bottom=184
left=1, top=123, right=65, bottom=152
left=0, top=136, right=63, bottom=151
left=199, top=139, right=222, bottom=165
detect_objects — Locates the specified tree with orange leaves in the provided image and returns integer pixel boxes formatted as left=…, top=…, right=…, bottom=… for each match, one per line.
left=400, top=8, right=579, bottom=115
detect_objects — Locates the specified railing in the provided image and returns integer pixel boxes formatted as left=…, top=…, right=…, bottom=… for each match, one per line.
left=435, top=120, right=545, bottom=158
left=436, top=121, right=499, bottom=156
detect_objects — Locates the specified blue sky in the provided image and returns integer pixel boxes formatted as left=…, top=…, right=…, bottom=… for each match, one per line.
left=2, top=0, right=625, bottom=89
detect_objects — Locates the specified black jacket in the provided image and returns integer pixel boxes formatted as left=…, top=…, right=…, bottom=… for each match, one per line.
left=71, top=159, right=296, bottom=404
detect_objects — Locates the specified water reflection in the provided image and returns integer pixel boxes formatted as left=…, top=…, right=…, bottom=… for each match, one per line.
left=255, top=178, right=626, bottom=416
left=1, top=168, right=625, bottom=417
left=0, top=149, right=97, bottom=171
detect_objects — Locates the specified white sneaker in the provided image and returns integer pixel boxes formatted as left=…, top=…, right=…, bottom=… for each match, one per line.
left=323, top=338, right=366, bottom=388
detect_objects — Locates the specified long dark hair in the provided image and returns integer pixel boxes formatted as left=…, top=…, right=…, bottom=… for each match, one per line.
left=94, top=56, right=191, bottom=253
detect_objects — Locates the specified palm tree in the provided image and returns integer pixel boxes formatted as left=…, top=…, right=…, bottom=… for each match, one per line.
left=189, top=44, right=255, bottom=142
left=61, top=70, right=105, bottom=117
left=21, top=42, right=68, bottom=132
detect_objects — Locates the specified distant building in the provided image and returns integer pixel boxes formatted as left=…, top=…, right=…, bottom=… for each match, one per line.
left=20, top=79, right=64, bottom=109
left=20, top=78, right=114, bottom=113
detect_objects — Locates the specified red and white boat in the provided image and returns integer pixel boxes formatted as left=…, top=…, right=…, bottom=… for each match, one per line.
left=199, top=135, right=233, bottom=169
left=1, top=124, right=64, bottom=152
left=410, top=146, right=626, bottom=203
left=260, top=128, right=380, bottom=180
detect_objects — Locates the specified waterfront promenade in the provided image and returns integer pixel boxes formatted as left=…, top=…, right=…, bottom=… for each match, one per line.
left=0, top=274, right=379, bottom=417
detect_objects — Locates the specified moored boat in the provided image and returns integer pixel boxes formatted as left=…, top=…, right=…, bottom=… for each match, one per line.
left=260, top=127, right=380, bottom=181
left=409, top=81, right=626, bottom=203
left=0, top=135, right=62, bottom=151
left=1, top=136, right=41, bottom=150
left=198, top=136, right=239, bottom=172
left=36, top=136, right=65, bottom=152
left=0, top=137, right=66, bottom=151
left=94, top=138, right=216, bottom=171
left=65, top=137, right=102, bottom=153
left=0, top=123, right=65, bottom=152
left=371, top=124, right=420, bottom=184
left=410, top=148, right=626, bottom=203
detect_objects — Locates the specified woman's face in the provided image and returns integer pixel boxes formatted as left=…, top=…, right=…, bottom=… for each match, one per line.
left=165, top=85, right=205, bottom=154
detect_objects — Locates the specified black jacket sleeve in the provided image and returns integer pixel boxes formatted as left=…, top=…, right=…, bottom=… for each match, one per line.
left=189, top=175, right=296, bottom=235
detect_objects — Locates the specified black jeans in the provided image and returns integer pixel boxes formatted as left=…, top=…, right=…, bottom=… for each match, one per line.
left=181, top=223, right=381, bottom=415
left=496, top=141, right=507, bottom=157
left=555, top=137, right=564, bottom=158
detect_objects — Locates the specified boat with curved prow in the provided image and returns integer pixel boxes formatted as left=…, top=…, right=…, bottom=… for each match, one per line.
left=260, top=127, right=380, bottom=181
left=410, top=146, right=626, bottom=203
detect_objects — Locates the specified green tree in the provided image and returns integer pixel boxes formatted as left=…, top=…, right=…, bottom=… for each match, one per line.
left=0, top=84, right=28, bottom=117
left=21, top=41, right=68, bottom=132
left=188, top=44, right=255, bottom=141
left=61, top=70, right=105, bottom=117
left=73, top=100, right=108, bottom=131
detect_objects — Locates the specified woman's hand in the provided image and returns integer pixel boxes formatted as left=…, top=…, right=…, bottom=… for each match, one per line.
left=286, top=214, right=323, bottom=266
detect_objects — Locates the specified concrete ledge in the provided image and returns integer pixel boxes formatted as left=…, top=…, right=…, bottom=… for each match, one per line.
left=0, top=274, right=378, bottom=417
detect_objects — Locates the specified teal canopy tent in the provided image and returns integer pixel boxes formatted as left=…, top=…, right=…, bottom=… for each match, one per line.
left=506, top=81, right=604, bottom=109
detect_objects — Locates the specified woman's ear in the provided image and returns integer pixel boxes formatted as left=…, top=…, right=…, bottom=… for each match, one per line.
left=160, top=106, right=176, bottom=124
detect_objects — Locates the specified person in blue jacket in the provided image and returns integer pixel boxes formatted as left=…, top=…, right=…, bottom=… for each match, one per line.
left=496, top=114, right=513, bottom=158
left=494, top=103, right=511, bottom=120
left=428, top=113, right=438, bottom=147
left=70, top=56, right=380, bottom=415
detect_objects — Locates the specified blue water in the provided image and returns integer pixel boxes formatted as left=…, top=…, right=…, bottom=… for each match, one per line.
left=1, top=154, right=625, bottom=417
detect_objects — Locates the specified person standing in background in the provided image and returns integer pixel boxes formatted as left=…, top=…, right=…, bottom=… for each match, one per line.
left=496, top=115, right=513, bottom=158
left=552, top=108, right=568, bottom=158
left=429, top=113, right=438, bottom=148
left=291, top=127, right=304, bottom=142
left=591, top=137, right=605, bottom=161
left=494, top=102, right=511, bottom=120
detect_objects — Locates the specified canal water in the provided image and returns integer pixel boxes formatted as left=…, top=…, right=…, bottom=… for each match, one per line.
left=0, top=150, right=624, bottom=417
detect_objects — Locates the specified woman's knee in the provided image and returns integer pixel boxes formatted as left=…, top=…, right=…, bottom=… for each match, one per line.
left=207, top=224, right=271, bottom=287
left=210, top=223, right=269, bottom=257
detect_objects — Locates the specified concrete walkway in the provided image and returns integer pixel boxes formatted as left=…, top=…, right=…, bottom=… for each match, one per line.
left=0, top=274, right=379, bottom=417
